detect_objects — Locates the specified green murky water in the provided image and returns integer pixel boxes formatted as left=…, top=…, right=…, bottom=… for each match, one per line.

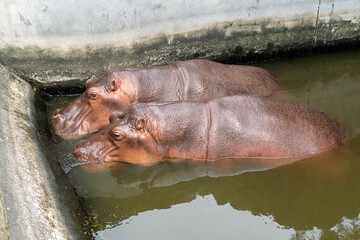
left=47, top=49, right=360, bottom=240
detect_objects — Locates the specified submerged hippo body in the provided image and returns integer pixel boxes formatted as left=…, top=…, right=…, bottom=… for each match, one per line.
left=74, top=96, right=346, bottom=164
left=52, top=60, right=279, bottom=138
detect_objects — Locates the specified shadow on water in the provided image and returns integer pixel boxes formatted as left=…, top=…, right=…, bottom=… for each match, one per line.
left=46, top=48, right=360, bottom=240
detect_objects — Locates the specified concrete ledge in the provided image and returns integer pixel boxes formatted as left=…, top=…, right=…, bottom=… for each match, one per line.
left=0, top=0, right=359, bottom=94
left=0, top=65, right=89, bottom=239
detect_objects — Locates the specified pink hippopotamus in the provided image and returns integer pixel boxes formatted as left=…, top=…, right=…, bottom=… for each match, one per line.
left=52, top=60, right=279, bottom=139
left=73, top=95, right=346, bottom=164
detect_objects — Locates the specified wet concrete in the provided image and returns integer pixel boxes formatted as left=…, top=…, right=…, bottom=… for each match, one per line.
left=0, top=65, right=89, bottom=239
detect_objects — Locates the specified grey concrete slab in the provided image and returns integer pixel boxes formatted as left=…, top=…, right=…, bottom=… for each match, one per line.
left=0, top=65, right=89, bottom=240
left=0, top=0, right=357, bottom=50
left=0, top=0, right=359, bottom=92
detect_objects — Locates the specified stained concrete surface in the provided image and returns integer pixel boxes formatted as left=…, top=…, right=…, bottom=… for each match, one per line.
left=0, top=0, right=359, bottom=94
left=0, top=65, right=89, bottom=239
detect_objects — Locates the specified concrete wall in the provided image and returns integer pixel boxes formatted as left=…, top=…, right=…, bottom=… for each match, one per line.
left=0, top=0, right=359, bottom=89
left=0, top=65, right=90, bottom=239
left=1, top=0, right=359, bottom=50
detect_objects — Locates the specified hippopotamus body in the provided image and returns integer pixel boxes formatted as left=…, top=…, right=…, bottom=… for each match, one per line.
left=73, top=96, right=346, bottom=164
left=52, top=60, right=279, bottom=138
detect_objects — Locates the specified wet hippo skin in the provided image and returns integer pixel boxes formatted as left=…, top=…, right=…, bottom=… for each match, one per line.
left=73, top=95, right=346, bottom=164
left=52, top=60, right=279, bottom=139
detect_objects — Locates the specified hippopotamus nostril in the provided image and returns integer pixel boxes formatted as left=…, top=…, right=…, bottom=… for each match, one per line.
left=74, top=139, right=85, bottom=149
left=53, top=108, right=63, bottom=116
left=51, top=114, right=66, bottom=131
left=52, top=108, right=66, bottom=124
left=73, top=148, right=81, bottom=158
left=74, top=145, right=88, bottom=162
left=74, top=140, right=99, bottom=162
left=52, top=113, right=65, bottom=122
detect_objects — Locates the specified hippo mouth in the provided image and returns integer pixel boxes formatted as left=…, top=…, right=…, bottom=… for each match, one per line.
left=52, top=106, right=93, bottom=138
left=74, top=141, right=116, bottom=163
left=99, top=144, right=118, bottom=163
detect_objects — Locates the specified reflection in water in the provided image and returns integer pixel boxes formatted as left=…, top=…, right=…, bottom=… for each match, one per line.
left=72, top=156, right=305, bottom=199
left=95, top=195, right=297, bottom=240
left=68, top=144, right=357, bottom=235
left=329, top=214, right=360, bottom=239
left=47, top=49, right=360, bottom=239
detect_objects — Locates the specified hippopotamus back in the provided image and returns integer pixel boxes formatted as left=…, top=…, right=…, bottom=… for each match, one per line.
left=128, top=59, right=279, bottom=103
left=174, top=60, right=279, bottom=99
left=207, top=96, right=346, bottom=159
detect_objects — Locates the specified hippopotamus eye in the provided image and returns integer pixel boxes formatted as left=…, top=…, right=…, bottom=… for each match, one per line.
left=88, top=91, right=99, bottom=100
left=112, top=132, right=124, bottom=141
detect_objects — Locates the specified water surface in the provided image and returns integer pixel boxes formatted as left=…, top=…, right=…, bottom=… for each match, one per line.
left=47, top=49, right=360, bottom=240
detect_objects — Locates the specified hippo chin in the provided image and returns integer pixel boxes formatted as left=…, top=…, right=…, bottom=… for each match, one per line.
left=73, top=96, right=346, bottom=164
left=52, top=60, right=279, bottom=139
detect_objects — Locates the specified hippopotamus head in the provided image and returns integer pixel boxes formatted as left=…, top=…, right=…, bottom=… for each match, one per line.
left=52, top=70, right=137, bottom=139
left=73, top=107, right=164, bottom=164
left=73, top=101, right=207, bottom=164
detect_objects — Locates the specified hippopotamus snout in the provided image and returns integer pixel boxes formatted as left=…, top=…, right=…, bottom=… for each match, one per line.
left=74, top=140, right=99, bottom=163
left=52, top=108, right=67, bottom=133
left=52, top=108, right=66, bottom=124
left=52, top=108, right=63, bottom=116
left=52, top=104, right=93, bottom=139
left=74, top=136, right=112, bottom=163
left=51, top=108, right=78, bottom=137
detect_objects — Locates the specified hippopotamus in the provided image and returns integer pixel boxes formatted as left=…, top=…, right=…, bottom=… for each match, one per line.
left=52, top=60, right=279, bottom=138
left=73, top=95, right=346, bottom=164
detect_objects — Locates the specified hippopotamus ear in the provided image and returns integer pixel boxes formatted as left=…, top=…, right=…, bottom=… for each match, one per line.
left=109, top=111, right=127, bottom=123
left=109, top=79, right=120, bottom=92
left=135, top=119, right=145, bottom=131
